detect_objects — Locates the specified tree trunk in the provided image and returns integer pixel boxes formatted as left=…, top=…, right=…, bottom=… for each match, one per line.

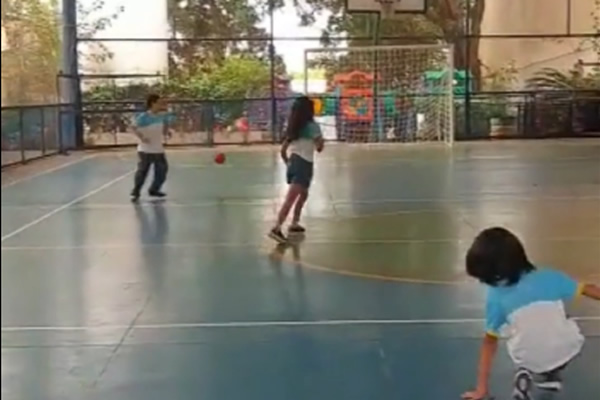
left=433, top=0, right=485, bottom=91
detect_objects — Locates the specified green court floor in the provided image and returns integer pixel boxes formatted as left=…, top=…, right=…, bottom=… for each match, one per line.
left=2, top=140, right=599, bottom=400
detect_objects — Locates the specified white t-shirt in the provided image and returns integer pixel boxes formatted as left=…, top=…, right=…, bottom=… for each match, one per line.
left=289, top=121, right=322, bottom=162
left=485, top=268, right=584, bottom=373
left=135, top=112, right=174, bottom=153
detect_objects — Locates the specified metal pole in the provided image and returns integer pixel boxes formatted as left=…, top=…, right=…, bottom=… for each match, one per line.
left=19, top=109, right=25, bottom=164
left=373, top=14, right=382, bottom=142
left=464, top=0, right=472, bottom=139
left=304, top=50, right=309, bottom=94
left=61, top=0, right=83, bottom=149
left=566, top=0, right=572, bottom=35
left=40, top=107, right=46, bottom=155
left=268, top=0, right=277, bottom=143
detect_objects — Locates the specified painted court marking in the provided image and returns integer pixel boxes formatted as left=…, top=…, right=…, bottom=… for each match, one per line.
left=1, top=154, right=97, bottom=189
left=3, top=235, right=600, bottom=252
left=2, top=194, right=599, bottom=211
left=1, top=169, right=135, bottom=242
left=2, top=316, right=599, bottom=332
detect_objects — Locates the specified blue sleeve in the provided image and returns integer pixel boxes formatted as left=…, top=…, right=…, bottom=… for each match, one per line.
left=485, top=291, right=506, bottom=337
left=162, top=112, right=176, bottom=124
left=542, top=269, right=581, bottom=301
left=135, top=113, right=151, bottom=128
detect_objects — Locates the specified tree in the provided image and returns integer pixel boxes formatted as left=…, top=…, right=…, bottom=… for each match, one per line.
left=167, top=0, right=285, bottom=75
left=1, top=0, right=60, bottom=105
left=526, top=66, right=600, bottom=90
left=293, top=0, right=486, bottom=89
left=1, top=0, right=122, bottom=106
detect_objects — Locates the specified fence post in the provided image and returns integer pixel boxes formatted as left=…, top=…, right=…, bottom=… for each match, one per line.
left=268, top=0, right=277, bottom=143
left=464, top=3, right=472, bottom=139
left=18, top=109, right=25, bottom=164
left=40, top=107, right=46, bottom=156
left=207, top=102, right=214, bottom=146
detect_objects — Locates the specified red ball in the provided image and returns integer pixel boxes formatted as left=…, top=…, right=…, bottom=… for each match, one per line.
left=214, top=152, right=226, bottom=164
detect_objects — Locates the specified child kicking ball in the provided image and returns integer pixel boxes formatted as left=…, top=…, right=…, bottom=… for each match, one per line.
left=463, top=227, right=600, bottom=400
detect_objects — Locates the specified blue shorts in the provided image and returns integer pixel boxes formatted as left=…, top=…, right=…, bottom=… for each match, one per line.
left=286, top=153, right=313, bottom=189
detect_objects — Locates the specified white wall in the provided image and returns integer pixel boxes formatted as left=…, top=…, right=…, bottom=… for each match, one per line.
left=479, top=0, right=598, bottom=87
left=78, top=0, right=169, bottom=79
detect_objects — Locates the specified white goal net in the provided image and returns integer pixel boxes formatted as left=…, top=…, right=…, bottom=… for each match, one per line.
left=304, top=44, right=454, bottom=145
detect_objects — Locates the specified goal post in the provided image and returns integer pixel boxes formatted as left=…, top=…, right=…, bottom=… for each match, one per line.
left=304, top=44, right=455, bottom=145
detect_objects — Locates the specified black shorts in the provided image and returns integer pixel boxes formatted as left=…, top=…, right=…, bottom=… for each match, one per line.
left=286, top=153, right=313, bottom=189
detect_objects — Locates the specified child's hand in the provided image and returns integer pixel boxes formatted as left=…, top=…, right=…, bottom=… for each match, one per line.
left=462, top=388, right=488, bottom=400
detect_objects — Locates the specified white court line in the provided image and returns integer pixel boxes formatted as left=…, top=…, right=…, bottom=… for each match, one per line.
left=2, top=316, right=599, bottom=332
left=1, top=169, right=135, bottom=243
left=173, top=155, right=600, bottom=169
left=2, top=194, right=599, bottom=211
left=3, top=236, right=600, bottom=252
left=1, top=154, right=97, bottom=189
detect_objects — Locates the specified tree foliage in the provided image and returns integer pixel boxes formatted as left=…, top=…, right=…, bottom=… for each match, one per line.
left=293, top=0, right=486, bottom=88
left=526, top=66, right=600, bottom=90
left=167, top=0, right=285, bottom=75
left=1, top=0, right=60, bottom=105
left=1, top=0, right=122, bottom=106
left=84, top=55, right=275, bottom=101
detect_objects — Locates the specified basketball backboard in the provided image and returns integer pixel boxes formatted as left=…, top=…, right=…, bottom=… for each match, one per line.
left=345, top=0, right=427, bottom=14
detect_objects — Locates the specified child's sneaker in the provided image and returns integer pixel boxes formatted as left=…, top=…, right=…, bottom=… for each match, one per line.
left=288, top=224, right=306, bottom=233
left=536, top=369, right=563, bottom=392
left=513, top=368, right=533, bottom=400
left=149, top=191, right=167, bottom=198
left=268, top=228, right=287, bottom=243
left=131, top=191, right=140, bottom=203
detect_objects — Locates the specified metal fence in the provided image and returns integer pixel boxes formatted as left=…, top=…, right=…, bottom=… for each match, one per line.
left=1, top=104, right=74, bottom=167
left=2, top=91, right=598, bottom=166
left=76, top=90, right=600, bottom=147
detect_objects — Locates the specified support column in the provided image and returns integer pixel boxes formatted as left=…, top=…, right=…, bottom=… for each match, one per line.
left=61, top=0, right=83, bottom=149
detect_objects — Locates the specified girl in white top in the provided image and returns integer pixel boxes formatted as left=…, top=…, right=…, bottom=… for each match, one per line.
left=269, top=96, right=324, bottom=243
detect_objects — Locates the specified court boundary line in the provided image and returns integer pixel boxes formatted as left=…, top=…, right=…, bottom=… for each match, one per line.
left=171, top=155, right=600, bottom=169
left=2, top=194, right=599, bottom=211
left=1, top=169, right=135, bottom=242
left=266, top=248, right=600, bottom=287
left=3, top=235, right=600, bottom=251
left=1, top=154, right=97, bottom=189
left=2, top=316, right=599, bottom=332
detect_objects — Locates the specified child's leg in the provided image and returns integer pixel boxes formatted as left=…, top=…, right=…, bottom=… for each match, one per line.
left=291, top=189, right=308, bottom=228
left=132, top=152, right=152, bottom=198
left=269, top=184, right=302, bottom=243
left=275, top=184, right=303, bottom=229
left=536, top=363, right=568, bottom=391
left=149, top=153, right=169, bottom=195
left=289, top=155, right=312, bottom=231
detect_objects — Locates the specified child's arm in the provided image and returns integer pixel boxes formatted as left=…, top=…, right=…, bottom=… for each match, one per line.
left=315, top=135, right=324, bottom=153
left=462, top=334, right=498, bottom=400
left=313, top=124, right=324, bottom=152
left=581, top=283, right=600, bottom=300
left=280, top=137, right=290, bottom=164
left=133, top=115, right=149, bottom=143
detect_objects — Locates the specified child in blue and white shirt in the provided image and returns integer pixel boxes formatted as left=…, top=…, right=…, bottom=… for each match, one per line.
left=131, top=94, right=175, bottom=202
left=462, top=227, right=600, bottom=400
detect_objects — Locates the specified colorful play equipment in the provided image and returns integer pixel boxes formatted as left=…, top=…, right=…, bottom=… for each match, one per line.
left=310, top=69, right=470, bottom=141
left=312, top=69, right=469, bottom=117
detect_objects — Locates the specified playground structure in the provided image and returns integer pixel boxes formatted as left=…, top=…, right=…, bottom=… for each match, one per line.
left=310, top=68, right=469, bottom=142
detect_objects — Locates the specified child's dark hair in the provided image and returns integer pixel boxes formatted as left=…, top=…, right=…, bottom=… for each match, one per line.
left=146, top=93, right=161, bottom=109
left=466, top=227, right=535, bottom=286
left=285, top=96, right=314, bottom=141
